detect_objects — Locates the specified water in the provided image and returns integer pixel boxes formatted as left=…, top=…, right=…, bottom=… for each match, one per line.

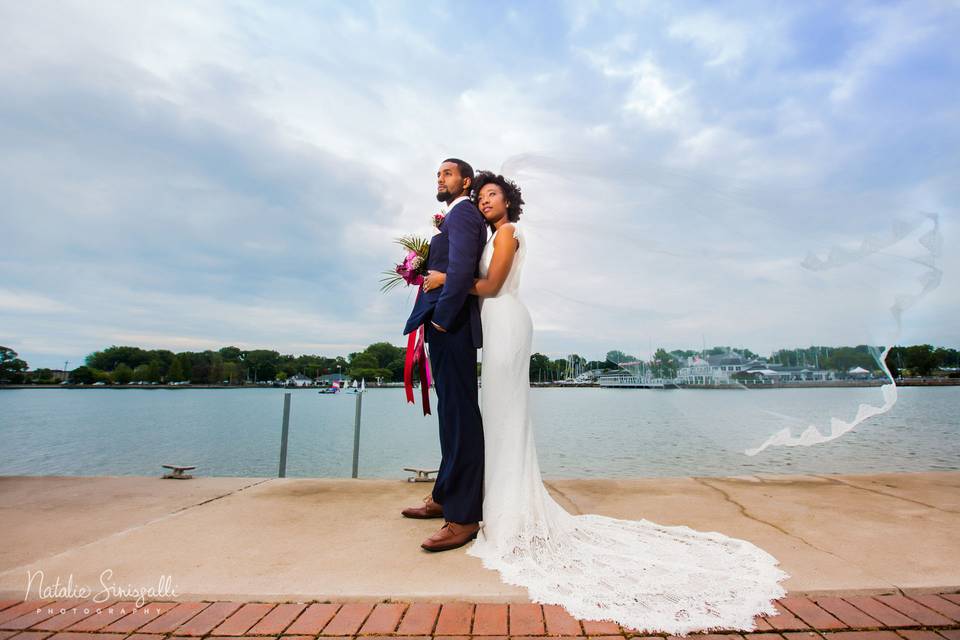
left=0, top=386, right=957, bottom=478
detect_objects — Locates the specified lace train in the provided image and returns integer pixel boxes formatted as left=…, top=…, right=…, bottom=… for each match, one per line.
left=471, top=223, right=789, bottom=636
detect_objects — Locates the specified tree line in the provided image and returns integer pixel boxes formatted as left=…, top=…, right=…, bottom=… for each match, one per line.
left=1, top=342, right=957, bottom=385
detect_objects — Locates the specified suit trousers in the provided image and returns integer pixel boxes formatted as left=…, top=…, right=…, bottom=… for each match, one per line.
left=426, top=317, right=484, bottom=524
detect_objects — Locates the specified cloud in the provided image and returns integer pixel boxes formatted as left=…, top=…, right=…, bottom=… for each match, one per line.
left=0, top=1, right=956, bottom=370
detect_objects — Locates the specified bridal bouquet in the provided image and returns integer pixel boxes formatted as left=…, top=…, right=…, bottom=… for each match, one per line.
left=379, top=235, right=430, bottom=292
left=379, top=213, right=445, bottom=416
left=379, top=213, right=444, bottom=293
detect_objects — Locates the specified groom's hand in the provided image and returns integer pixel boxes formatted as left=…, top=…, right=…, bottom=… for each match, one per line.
left=431, top=321, right=447, bottom=333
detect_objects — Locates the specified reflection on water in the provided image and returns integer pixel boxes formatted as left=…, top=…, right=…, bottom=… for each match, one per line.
left=0, top=386, right=957, bottom=478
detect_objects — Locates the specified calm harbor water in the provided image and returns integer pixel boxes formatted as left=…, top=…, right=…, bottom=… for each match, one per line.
left=0, top=386, right=957, bottom=478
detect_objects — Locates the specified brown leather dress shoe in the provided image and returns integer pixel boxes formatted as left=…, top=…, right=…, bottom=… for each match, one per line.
left=421, top=521, right=480, bottom=552
left=401, top=494, right=444, bottom=519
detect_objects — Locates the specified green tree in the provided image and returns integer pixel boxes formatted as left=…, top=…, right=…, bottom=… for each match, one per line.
left=904, top=344, right=938, bottom=376
left=606, top=350, right=637, bottom=365
left=530, top=353, right=551, bottom=382
left=167, top=357, right=184, bottom=382
left=0, top=346, right=28, bottom=383
left=223, top=361, right=240, bottom=384
left=112, top=363, right=134, bottom=384
left=70, top=366, right=97, bottom=384
left=244, top=349, right=280, bottom=382
left=219, top=346, right=243, bottom=362
left=651, top=348, right=678, bottom=378
left=86, top=345, right=152, bottom=371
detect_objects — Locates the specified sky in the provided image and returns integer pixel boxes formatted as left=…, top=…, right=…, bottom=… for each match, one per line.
left=1, top=0, right=958, bottom=370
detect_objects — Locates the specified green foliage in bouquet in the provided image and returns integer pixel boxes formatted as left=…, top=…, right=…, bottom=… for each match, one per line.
left=380, top=235, right=431, bottom=293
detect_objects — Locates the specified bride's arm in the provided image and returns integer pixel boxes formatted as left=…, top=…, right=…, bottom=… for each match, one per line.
left=422, top=224, right=519, bottom=298
left=471, top=224, right=518, bottom=297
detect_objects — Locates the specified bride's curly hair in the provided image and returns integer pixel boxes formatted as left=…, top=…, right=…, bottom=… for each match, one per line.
left=471, top=170, right=525, bottom=223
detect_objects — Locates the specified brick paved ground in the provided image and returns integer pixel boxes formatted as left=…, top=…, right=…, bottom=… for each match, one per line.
left=1, top=594, right=959, bottom=640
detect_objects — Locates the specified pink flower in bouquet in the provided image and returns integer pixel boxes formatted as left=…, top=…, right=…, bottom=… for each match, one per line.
left=380, top=233, right=430, bottom=293
left=395, top=250, right=425, bottom=286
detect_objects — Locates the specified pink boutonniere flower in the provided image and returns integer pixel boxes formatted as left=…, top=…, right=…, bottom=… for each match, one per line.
left=433, top=212, right=445, bottom=228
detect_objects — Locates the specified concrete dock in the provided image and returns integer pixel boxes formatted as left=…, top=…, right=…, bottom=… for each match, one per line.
left=2, top=471, right=958, bottom=603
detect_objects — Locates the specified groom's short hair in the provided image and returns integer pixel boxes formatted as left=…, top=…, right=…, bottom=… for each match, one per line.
left=442, top=158, right=474, bottom=183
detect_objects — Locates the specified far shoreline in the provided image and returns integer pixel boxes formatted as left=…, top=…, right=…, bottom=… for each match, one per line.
left=2, top=378, right=958, bottom=390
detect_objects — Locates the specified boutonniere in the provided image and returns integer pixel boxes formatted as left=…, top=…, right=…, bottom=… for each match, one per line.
left=433, top=212, right=445, bottom=229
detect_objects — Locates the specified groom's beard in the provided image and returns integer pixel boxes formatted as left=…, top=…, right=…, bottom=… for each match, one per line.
left=436, top=188, right=464, bottom=204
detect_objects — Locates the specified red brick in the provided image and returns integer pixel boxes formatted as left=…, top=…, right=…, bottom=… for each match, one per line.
left=210, top=604, right=275, bottom=636
left=31, top=601, right=120, bottom=631
left=667, top=634, right=742, bottom=640
left=247, top=603, right=308, bottom=635
left=822, top=632, right=901, bottom=640
left=751, top=616, right=775, bottom=631
left=940, top=595, right=960, bottom=606
left=357, top=603, right=407, bottom=635
left=47, top=633, right=125, bottom=640
left=743, top=634, right=785, bottom=640
left=780, top=597, right=847, bottom=630
left=0, top=602, right=54, bottom=625
left=897, top=631, right=948, bottom=640
left=935, top=630, right=960, bottom=640
left=543, top=604, right=582, bottom=636
left=137, top=602, right=210, bottom=634
left=396, top=603, right=440, bottom=635
left=510, top=604, right=545, bottom=636
left=203, top=636, right=278, bottom=640
left=5, top=600, right=89, bottom=630
left=433, top=636, right=472, bottom=640
left=285, top=603, right=340, bottom=635
left=0, top=603, right=22, bottom=613
left=125, top=634, right=166, bottom=640
left=783, top=633, right=824, bottom=640
left=814, top=598, right=883, bottom=629
left=280, top=636, right=318, bottom=640
left=585, top=635, right=622, bottom=640
left=433, top=603, right=473, bottom=636
left=168, top=602, right=243, bottom=636
left=580, top=618, right=621, bottom=635
left=0, top=632, right=17, bottom=640
left=63, top=602, right=143, bottom=632
left=873, top=597, right=953, bottom=627
left=905, top=595, right=960, bottom=623
left=100, top=602, right=177, bottom=634
left=5, top=633, right=54, bottom=640
left=473, top=604, right=508, bottom=636
left=841, top=599, right=916, bottom=628
left=764, top=602, right=811, bottom=631
left=320, top=603, right=373, bottom=636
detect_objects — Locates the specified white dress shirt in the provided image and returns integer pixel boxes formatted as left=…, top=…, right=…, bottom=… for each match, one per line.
left=441, top=195, right=470, bottom=213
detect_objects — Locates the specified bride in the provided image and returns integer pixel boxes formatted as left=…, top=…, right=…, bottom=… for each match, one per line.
left=420, top=170, right=790, bottom=636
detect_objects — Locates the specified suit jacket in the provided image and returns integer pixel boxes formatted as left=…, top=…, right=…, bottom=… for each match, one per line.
left=403, top=199, right=486, bottom=348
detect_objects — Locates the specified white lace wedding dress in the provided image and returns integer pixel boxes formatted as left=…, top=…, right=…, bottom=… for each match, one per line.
left=466, top=223, right=790, bottom=636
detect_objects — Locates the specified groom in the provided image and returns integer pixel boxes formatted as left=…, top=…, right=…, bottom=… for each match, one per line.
left=402, top=158, right=486, bottom=552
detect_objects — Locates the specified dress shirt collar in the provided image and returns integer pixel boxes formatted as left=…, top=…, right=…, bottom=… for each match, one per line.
left=441, top=195, right=470, bottom=213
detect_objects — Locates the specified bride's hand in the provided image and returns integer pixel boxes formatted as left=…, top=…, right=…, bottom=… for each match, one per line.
left=422, top=270, right=446, bottom=292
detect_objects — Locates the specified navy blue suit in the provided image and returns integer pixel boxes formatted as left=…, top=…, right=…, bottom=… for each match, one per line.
left=403, top=199, right=486, bottom=524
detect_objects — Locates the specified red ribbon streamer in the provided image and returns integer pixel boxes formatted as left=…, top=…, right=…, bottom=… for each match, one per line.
left=404, top=290, right=432, bottom=416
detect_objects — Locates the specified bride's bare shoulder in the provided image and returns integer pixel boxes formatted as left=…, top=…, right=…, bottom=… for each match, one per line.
left=495, top=223, right=519, bottom=250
